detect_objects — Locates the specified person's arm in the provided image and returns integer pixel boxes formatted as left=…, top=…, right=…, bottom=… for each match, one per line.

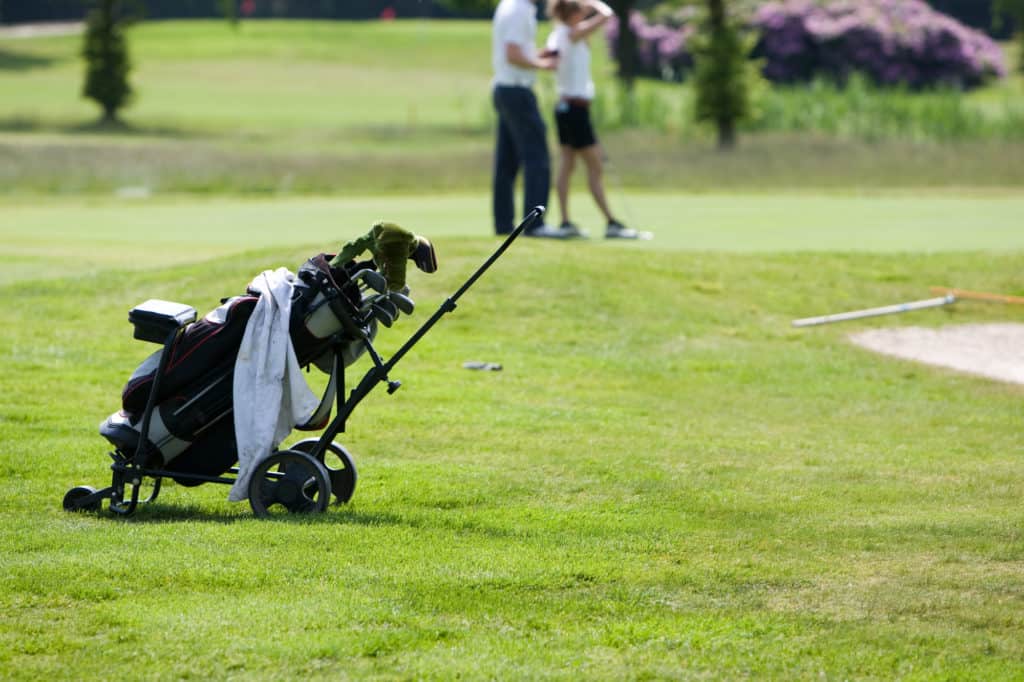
left=568, top=0, right=613, bottom=43
left=539, top=31, right=559, bottom=58
left=506, top=42, right=557, bottom=70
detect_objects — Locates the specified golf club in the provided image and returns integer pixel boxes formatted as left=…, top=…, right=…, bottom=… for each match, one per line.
left=352, top=269, right=387, bottom=294
left=389, top=291, right=415, bottom=315
left=370, top=303, right=395, bottom=328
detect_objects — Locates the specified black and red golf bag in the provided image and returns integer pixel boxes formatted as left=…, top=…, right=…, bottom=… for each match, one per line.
left=98, top=254, right=381, bottom=484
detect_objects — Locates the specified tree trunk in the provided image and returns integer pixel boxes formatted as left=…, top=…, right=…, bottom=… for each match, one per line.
left=609, top=0, right=636, bottom=92
left=708, top=0, right=725, bottom=27
left=707, top=0, right=734, bottom=150
left=716, top=117, right=736, bottom=149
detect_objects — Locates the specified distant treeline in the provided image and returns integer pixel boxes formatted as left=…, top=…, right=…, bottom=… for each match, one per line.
left=0, top=1, right=468, bottom=23
left=931, top=0, right=1014, bottom=37
left=0, top=0, right=1010, bottom=36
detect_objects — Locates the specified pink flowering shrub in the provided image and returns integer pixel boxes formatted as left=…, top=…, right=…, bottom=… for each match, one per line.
left=607, top=0, right=1007, bottom=89
left=607, top=10, right=698, bottom=82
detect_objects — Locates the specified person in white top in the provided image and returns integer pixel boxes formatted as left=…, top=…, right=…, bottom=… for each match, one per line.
left=546, top=0, right=651, bottom=239
left=491, top=0, right=582, bottom=239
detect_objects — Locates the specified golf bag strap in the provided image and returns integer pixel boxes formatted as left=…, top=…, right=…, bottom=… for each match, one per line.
left=295, top=356, right=339, bottom=431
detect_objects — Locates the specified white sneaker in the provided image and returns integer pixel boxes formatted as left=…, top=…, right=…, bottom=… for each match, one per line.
left=606, top=220, right=652, bottom=240
left=526, top=223, right=577, bottom=239
left=558, top=221, right=589, bottom=239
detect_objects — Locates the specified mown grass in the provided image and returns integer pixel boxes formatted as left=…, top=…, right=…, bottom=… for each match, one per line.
left=1, top=18, right=1023, bottom=678
left=1, top=233, right=1023, bottom=679
left=0, top=21, right=1022, bottom=196
left=3, top=191, right=1024, bottom=285
left=4, top=128, right=1023, bottom=196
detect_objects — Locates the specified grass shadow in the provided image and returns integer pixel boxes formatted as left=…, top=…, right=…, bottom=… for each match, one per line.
left=0, top=115, right=205, bottom=140
left=65, top=118, right=196, bottom=138
left=104, top=502, right=523, bottom=539
left=0, top=48, right=58, bottom=71
left=110, top=502, right=247, bottom=525
left=100, top=500, right=409, bottom=526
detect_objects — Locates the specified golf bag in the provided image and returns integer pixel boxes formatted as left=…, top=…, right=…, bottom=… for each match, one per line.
left=66, top=206, right=543, bottom=517
left=98, top=254, right=379, bottom=484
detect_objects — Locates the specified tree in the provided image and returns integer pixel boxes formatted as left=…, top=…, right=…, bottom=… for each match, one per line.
left=993, top=0, right=1024, bottom=72
left=691, top=0, right=759, bottom=149
left=81, top=0, right=134, bottom=124
left=220, top=0, right=238, bottom=27
left=608, top=0, right=640, bottom=91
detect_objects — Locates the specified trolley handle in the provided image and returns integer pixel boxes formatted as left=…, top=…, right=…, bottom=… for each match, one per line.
left=382, top=205, right=546, bottom=374
left=315, top=207, right=545, bottom=446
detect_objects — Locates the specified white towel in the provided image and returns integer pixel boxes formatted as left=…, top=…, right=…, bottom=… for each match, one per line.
left=229, top=268, right=319, bottom=502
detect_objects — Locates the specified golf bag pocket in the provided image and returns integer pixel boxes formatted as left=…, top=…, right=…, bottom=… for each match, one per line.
left=121, top=296, right=257, bottom=419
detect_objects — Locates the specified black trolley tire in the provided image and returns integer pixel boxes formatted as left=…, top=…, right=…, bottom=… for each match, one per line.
left=290, top=438, right=358, bottom=504
left=247, top=450, right=332, bottom=518
left=63, top=486, right=102, bottom=512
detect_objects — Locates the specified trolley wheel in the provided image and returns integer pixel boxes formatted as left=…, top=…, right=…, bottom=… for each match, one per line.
left=63, top=486, right=102, bottom=512
left=290, top=438, right=358, bottom=504
left=248, top=450, right=332, bottom=518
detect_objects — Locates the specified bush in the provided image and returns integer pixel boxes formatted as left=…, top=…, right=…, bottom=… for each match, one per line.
left=757, top=0, right=1007, bottom=88
left=606, top=10, right=698, bottom=82
left=607, top=0, right=1008, bottom=89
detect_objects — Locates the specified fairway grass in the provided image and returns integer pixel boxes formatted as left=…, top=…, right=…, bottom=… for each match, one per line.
left=3, top=191, right=1024, bottom=285
left=1, top=234, right=1023, bottom=679
left=2, top=15, right=1024, bottom=681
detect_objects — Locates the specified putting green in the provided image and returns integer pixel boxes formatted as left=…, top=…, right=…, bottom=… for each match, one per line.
left=2, top=191, right=1022, bottom=285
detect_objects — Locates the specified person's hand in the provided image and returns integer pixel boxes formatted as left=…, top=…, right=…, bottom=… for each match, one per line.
left=538, top=55, right=559, bottom=70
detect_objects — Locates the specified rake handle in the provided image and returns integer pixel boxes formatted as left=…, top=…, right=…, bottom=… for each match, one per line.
left=930, top=287, right=1024, bottom=306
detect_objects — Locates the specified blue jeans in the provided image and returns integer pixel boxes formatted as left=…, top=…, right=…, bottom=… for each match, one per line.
left=492, top=85, right=550, bottom=234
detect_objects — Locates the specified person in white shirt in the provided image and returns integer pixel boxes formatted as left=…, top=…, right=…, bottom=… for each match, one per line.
left=546, top=0, right=651, bottom=239
left=492, top=0, right=582, bottom=239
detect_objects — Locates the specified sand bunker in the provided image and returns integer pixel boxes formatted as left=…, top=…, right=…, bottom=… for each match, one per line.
left=850, top=323, right=1024, bottom=386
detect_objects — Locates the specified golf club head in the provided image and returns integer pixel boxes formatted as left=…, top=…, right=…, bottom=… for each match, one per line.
left=412, top=236, right=438, bottom=273
left=371, top=303, right=394, bottom=328
left=352, top=269, right=387, bottom=294
left=389, top=291, right=415, bottom=315
left=375, top=297, right=398, bottom=319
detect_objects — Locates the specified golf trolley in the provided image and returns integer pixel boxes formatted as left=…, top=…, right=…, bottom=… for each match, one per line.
left=63, top=208, right=543, bottom=517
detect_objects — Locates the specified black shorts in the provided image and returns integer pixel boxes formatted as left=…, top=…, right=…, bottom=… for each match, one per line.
left=555, top=102, right=597, bottom=150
